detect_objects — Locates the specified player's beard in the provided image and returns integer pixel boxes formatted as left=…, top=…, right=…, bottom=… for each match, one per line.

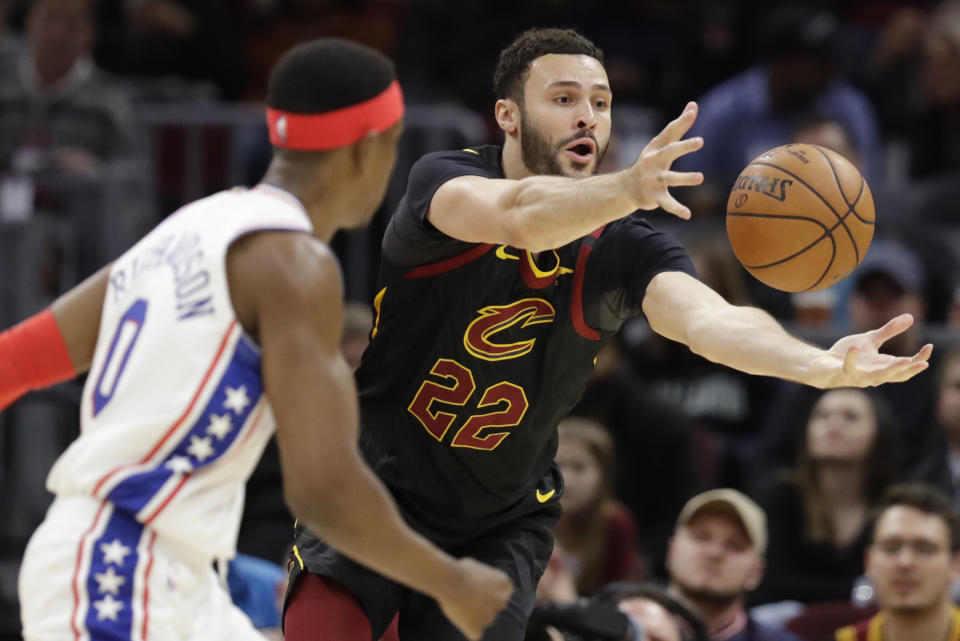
left=519, top=108, right=608, bottom=177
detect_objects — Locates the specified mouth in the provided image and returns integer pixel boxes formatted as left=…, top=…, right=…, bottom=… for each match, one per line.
left=564, top=138, right=596, bottom=163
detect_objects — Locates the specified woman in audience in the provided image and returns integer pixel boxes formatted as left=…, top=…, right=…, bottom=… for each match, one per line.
left=751, top=389, right=898, bottom=605
left=553, top=417, right=644, bottom=596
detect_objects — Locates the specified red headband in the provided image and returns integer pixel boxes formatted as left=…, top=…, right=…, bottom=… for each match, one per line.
left=266, top=80, right=404, bottom=151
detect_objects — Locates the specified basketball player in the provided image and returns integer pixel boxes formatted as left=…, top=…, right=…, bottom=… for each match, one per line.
left=286, top=28, right=934, bottom=641
left=0, top=40, right=512, bottom=641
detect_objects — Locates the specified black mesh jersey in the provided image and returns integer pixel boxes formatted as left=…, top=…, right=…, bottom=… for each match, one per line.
left=355, top=145, right=696, bottom=543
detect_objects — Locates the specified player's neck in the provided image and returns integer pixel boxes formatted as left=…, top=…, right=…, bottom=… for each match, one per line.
left=501, top=138, right=534, bottom=180
left=261, top=162, right=343, bottom=242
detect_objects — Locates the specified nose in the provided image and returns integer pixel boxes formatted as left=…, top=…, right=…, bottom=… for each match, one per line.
left=576, top=104, right=598, bottom=131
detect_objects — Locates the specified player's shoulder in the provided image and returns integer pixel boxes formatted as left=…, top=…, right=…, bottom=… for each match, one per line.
left=230, top=231, right=339, bottom=301
left=411, top=144, right=503, bottom=179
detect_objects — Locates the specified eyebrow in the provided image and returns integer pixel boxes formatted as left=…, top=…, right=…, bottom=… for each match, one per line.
left=546, top=80, right=611, bottom=92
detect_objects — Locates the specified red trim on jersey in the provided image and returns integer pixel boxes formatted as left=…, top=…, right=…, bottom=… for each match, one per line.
left=142, top=475, right=190, bottom=525
left=71, top=501, right=109, bottom=641
left=143, top=400, right=265, bottom=525
left=266, top=81, right=404, bottom=151
left=141, top=531, right=157, bottom=641
left=404, top=243, right=494, bottom=279
left=570, top=227, right=606, bottom=340
left=237, top=401, right=266, bottom=448
left=519, top=250, right=560, bottom=290
left=92, top=321, right=239, bottom=497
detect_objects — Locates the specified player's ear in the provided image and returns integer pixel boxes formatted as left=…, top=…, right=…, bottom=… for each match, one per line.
left=350, top=131, right=378, bottom=173
left=495, top=98, right=520, bottom=136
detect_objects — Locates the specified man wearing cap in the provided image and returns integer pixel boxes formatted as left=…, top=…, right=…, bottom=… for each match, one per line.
left=834, top=484, right=960, bottom=641
left=666, top=489, right=804, bottom=641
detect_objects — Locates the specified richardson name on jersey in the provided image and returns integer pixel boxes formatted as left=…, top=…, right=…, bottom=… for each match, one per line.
left=109, top=231, right=215, bottom=320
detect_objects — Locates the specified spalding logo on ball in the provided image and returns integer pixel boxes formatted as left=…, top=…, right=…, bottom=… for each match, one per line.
left=726, top=144, right=874, bottom=293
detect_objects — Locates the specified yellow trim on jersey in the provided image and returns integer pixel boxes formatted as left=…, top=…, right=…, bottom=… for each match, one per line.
left=371, top=287, right=386, bottom=339
left=949, top=607, right=960, bottom=641
left=536, top=489, right=556, bottom=503
left=496, top=245, right=520, bottom=261
left=834, top=626, right=855, bottom=641
left=292, top=545, right=305, bottom=570
left=462, top=148, right=479, bottom=155
left=525, top=249, right=560, bottom=279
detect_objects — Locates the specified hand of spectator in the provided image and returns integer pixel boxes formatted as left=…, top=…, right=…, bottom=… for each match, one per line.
left=54, top=147, right=102, bottom=178
left=810, top=313, right=933, bottom=388
left=625, top=102, right=704, bottom=220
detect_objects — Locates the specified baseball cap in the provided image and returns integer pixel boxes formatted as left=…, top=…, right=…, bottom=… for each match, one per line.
left=853, top=240, right=924, bottom=294
left=676, top=489, right=768, bottom=555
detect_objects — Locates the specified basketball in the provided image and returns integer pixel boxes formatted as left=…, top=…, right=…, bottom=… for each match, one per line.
left=725, top=144, right=875, bottom=293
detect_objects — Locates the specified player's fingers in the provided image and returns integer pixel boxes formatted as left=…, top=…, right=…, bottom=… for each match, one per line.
left=881, top=359, right=930, bottom=384
left=660, top=170, right=704, bottom=187
left=648, top=101, right=698, bottom=149
left=842, top=346, right=859, bottom=375
left=868, top=313, right=914, bottom=348
left=911, top=343, right=934, bottom=363
left=656, top=136, right=704, bottom=164
left=657, top=193, right=692, bottom=220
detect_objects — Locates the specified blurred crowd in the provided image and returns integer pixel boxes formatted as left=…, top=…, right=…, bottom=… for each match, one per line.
left=0, top=0, right=959, bottom=640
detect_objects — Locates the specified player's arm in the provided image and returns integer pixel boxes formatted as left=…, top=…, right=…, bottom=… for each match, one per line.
left=641, top=270, right=933, bottom=388
left=227, top=231, right=512, bottom=641
left=0, top=265, right=110, bottom=411
left=428, top=103, right=704, bottom=252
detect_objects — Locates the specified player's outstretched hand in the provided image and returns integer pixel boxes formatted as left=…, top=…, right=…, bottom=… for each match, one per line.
left=436, top=557, right=514, bottom=640
left=809, top=313, right=933, bottom=388
left=627, top=101, right=704, bottom=220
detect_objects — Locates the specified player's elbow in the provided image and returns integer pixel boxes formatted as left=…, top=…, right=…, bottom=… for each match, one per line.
left=501, top=207, right=556, bottom=253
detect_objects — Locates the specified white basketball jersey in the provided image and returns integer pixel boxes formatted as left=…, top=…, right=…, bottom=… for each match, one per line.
left=47, top=184, right=313, bottom=560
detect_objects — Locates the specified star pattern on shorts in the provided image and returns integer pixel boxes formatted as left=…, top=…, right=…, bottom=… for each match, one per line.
left=205, top=413, right=233, bottom=440
left=93, top=594, right=124, bottom=621
left=187, top=435, right=214, bottom=462
left=93, top=567, right=126, bottom=595
left=100, top=539, right=132, bottom=567
left=223, top=386, right=250, bottom=414
left=165, top=456, right=194, bottom=475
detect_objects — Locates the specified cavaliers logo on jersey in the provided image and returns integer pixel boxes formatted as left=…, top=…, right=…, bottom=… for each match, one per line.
left=462, top=298, right=555, bottom=361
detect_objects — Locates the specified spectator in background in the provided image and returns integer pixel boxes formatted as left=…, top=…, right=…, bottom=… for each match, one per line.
left=553, top=417, right=644, bottom=596
left=939, top=345, right=960, bottom=512
left=833, top=484, right=960, bottom=641
left=752, top=389, right=898, bottom=606
left=666, top=489, right=803, bottom=641
left=571, top=338, right=702, bottom=580
left=676, top=3, right=880, bottom=214
left=907, top=1, right=960, bottom=179
left=754, top=240, right=949, bottom=496
left=93, top=0, right=247, bottom=100
left=0, top=0, right=142, bottom=179
left=0, top=0, right=21, bottom=76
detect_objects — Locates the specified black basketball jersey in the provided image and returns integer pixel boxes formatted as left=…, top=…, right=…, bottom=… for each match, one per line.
left=355, top=145, right=696, bottom=543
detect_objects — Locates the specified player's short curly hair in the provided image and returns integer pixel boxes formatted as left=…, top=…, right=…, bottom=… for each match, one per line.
left=493, top=28, right=603, bottom=104
left=267, top=38, right=396, bottom=114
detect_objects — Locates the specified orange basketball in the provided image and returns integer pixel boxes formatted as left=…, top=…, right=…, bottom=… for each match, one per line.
left=725, top=144, right=875, bottom=293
